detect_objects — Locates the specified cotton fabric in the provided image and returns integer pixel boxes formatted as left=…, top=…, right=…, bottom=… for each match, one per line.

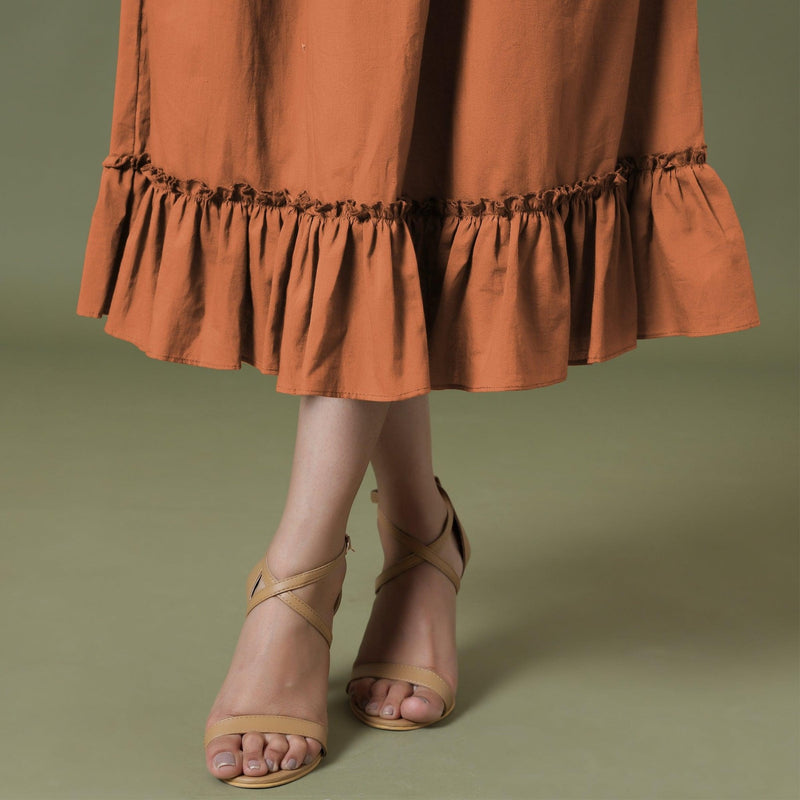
left=76, top=0, right=761, bottom=400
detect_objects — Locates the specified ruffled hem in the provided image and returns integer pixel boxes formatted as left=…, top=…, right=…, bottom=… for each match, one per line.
left=75, top=144, right=761, bottom=400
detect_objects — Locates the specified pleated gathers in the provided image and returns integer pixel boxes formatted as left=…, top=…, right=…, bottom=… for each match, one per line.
left=76, top=0, right=761, bottom=401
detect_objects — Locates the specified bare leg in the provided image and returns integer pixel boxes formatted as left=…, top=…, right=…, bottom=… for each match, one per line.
left=205, top=396, right=390, bottom=781
left=348, top=393, right=465, bottom=724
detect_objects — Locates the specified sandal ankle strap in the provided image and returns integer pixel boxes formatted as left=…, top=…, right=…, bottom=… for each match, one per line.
left=244, top=534, right=353, bottom=647
left=370, top=477, right=469, bottom=594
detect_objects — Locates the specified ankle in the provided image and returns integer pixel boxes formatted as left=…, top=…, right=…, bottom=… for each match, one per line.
left=267, top=522, right=349, bottom=578
left=377, top=491, right=448, bottom=546
left=262, top=531, right=349, bottom=618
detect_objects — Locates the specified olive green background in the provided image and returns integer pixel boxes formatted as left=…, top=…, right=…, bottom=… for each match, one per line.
left=1, top=1, right=797, bottom=798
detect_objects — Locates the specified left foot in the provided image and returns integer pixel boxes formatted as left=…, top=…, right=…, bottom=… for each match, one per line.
left=348, top=490, right=464, bottom=724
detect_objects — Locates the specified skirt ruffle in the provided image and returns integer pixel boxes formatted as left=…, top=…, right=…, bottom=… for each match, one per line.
left=76, top=143, right=761, bottom=400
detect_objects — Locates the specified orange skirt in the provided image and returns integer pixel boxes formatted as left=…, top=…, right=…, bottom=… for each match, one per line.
left=76, top=0, right=760, bottom=401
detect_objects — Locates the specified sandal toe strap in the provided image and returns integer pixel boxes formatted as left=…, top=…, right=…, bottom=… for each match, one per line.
left=204, top=714, right=327, bottom=753
left=347, top=662, right=455, bottom=715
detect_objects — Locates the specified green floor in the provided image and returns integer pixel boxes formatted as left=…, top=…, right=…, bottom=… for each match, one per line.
left=1, top=337, right=796, bottom=800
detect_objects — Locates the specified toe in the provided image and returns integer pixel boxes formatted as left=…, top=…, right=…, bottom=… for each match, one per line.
left=280, top=734, right=308, bottom=771
left=364, top=678, right=392, bottom=716
left=264, top=734, right=290, bottom=773
left=380, top=680, right=413, bottom=720
left=349, top=677, right=375, bottom=711
left=206, top=734, right=243, bottom=779
left=303, top=737, right=323, bottom=765
left=241, top=732, right=268, bottom=776
left=399, top=685, right=445, bottom=724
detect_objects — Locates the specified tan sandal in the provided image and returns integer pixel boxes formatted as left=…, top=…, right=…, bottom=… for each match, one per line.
left=347, top=475, right=470, bottom=730
left=204, top=534, right=353, bottom=788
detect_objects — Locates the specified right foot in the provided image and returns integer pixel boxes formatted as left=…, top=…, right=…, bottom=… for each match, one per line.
left=204, top=537, right=347, bottom=782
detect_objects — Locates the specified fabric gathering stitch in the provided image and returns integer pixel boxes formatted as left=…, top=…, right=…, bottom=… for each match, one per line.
left=99, top=145, right=708, bottom=220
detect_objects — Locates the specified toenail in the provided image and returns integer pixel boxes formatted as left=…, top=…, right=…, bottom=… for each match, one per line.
left=382, top=706, right=395, bottom=716
left=303, top=753, right=314, bottom=765
left=365, top=702, right=379, bottom=713
left=266, top=759, right=275, bottom=772
left=247, top=760, right=260, bottom=770
left=213, top=752, right=236, bottom=769
left=284, top=758, right=298, bottom=770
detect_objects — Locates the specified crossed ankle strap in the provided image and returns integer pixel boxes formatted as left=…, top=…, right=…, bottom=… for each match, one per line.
left=244, top=534, right=353, bottom=647
left=370, top=477, right=468, bottom=595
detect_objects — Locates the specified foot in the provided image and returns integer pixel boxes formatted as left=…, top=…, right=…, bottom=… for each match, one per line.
left=204, top=543, right=346, bottom=782
left=348, top=490, right=464, bottom=725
